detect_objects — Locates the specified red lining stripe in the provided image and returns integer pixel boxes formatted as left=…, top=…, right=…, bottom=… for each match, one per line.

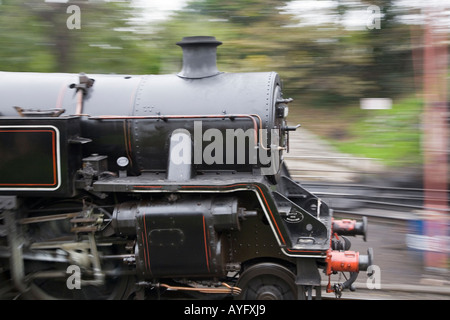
left=202, top=216, right=210, bottom=273
left=142, top=215, right=151, bottom=272
left=180, top=183, right=287, bottom=245
left=132, top=183, right=324, bottom=255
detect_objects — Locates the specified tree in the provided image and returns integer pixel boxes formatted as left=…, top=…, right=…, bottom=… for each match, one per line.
left=159, top=0, right=419, bottom=107
left=0, top=0, right=160, bottom=74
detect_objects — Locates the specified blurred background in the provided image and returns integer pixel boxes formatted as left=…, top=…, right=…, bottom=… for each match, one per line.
left=0, top=0, right=448, bottom=296
left=0, top=0, right=447, bottom=169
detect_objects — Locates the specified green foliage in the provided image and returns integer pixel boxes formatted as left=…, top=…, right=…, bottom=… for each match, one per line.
left=330, top=98, right=423, bottom=166
left=188, top=0, right=290, bottom=24
left=0, top=0, right=159, bottom=74
left=160, top=0, right=417, bottom=110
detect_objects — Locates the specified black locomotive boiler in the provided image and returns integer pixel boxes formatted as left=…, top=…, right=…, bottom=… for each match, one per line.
left=0, top=36, right=372, bottom=300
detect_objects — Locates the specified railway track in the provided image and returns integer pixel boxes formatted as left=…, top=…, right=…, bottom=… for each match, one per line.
left=320, top=281, right=450, bottom=300
left=300, top=182, right=449, bottom=214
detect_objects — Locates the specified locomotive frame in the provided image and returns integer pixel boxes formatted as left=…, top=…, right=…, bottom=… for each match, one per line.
left=0, top=36, right=372, bottom=300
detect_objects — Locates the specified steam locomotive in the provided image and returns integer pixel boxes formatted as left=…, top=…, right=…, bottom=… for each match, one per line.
left=0, top=36, right=372, bottom=300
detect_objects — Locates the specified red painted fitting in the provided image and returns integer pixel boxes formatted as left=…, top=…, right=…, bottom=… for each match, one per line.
left=332, top=219, right=356, bottom=232
left=332, top=216, right=368, bottom=241
left=326, top=250, right=360, bottom=275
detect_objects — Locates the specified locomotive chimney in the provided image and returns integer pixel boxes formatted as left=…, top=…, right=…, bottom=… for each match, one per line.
left=176, top=36, right=222, bottom=79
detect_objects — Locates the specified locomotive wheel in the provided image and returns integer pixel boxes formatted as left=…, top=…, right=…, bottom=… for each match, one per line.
left=22, top=200, right=133, bottom=300
left=235, top=262, right=304, bottom=300
left=25, top=264, right=132, bottom=300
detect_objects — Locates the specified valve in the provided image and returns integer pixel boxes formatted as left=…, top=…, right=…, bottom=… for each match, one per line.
left=326, top=250, right=360, bottom=274
left=325, top=248, right=373, bottom=296
left=332, top=216, right=368, bottom=241
left=326, top=248, right=373, bottom=275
